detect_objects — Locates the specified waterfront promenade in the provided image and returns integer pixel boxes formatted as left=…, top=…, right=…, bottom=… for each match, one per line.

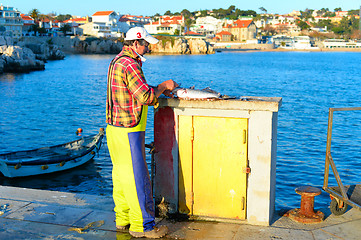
left=0, top=185, right=360, bottom=239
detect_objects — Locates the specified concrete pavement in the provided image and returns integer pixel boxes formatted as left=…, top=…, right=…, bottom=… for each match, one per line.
left=0, top=186, right=360, bottom=240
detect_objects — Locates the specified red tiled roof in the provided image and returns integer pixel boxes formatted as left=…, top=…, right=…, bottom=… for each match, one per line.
left=145, top=20, right=163, bottom=25
left=21, top=14, right=33, bottom=21
left=185, top=31, right=201, bottom=35
left=232, top=19, right=252, bottom=28
left=92, top=11, right=114, bottom=16
left=216, top=31, right=232, bottom=36
left=64, top=18, right=87, bottom=23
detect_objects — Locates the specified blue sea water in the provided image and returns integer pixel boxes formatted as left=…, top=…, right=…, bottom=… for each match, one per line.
left=1, top=51, right=361, bottom=211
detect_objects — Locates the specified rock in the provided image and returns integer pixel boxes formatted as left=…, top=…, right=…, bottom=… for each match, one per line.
left=47, top=45, right=66, bottom=60
left=0, top=45, right=45, bottom=72
left=0, top=37, right=6, bottom=46
left=23, top=43, right=65, bottom=60
left=0, top=58, right=5, bottom=73
left=173, top=38, right=190, bottom=54
left=5, top=36, right=13, bottom=46
left=150, top=37, right=214, bottom=54
left=188, top=39, right=214, bottom=54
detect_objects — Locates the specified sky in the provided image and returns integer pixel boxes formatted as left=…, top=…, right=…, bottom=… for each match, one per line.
left=2, top=0, right=360, bottom=17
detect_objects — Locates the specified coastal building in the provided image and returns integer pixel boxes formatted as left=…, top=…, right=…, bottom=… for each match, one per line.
left=144, top=15, right=184, bottom=35
left=288, top=10, right=301, bottom=16
left=273, top=22, right=300, bottom=36
left=0, top=4, right=22, bottom=38
left=323, top=39, right=361, bottom=49
left=190, top=16, right=224, bottom=37
left=62, top=17, right=89, bottom=36
left=21, top=14, right=34, bottom=36
left=214, top=30, right=232, bottom=41
left=63, top=17, right=89, bottom=26
left=118, top=15, right=145, bottom=31
left=80, top=11, right=126, bottom=38
left=335, top=11, right=349, bottom=18
left=272, top=35, right=317, bottom=49
left=125, top=15, right=151, bottom=24
left=223, top=19, right=257, bottom=42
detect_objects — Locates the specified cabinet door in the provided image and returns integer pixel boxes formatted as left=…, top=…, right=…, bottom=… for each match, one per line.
left=178, top=115, right=248, bottom=219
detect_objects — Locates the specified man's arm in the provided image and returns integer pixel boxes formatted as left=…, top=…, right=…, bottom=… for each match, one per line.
left=153, top=80, right=179, bottom=98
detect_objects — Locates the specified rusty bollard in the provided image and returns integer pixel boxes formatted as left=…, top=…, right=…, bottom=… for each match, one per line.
left=284, top=186, right=324, bottom=223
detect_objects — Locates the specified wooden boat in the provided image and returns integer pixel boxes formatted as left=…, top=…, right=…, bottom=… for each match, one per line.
left=0, top=128, right=105, bottom=178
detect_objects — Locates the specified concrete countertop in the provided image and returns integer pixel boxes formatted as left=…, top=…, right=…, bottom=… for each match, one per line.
left=158, top=96, right=282, bottom=112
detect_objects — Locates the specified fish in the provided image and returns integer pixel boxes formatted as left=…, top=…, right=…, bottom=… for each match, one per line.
left=173, top=87, right=221, bottom=100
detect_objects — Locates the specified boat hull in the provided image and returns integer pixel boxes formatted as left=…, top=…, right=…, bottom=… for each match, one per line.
left=0, top=129, right=104, bottom=178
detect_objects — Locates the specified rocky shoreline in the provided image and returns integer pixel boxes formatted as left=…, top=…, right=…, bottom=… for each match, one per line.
left=0, top=36, right=65, bottom=74
left=0, top=36, right=215, bottom=74
left=4, top=35, right=357, bottom=74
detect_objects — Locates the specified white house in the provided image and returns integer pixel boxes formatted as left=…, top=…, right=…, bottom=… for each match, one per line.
left=144, top=15, right=184, bottom=35
left=190, top=16, right=224, bottom=36
left=80, top=11, right=127, bottom=37
left=21, top=14, right=34, bottom=36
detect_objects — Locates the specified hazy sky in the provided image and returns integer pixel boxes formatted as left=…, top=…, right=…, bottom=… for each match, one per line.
left=3, top=0, right=360, bottom=17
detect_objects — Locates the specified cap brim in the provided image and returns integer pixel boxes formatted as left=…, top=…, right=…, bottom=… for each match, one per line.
left=144, top=35, right=159, bottom=44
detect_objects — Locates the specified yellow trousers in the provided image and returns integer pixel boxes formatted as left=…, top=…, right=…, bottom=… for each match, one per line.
left=106, top=106, right=155, bottom=232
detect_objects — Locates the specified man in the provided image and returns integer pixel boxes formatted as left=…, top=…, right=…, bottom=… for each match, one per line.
left=106, top=27, right=178, bottom=238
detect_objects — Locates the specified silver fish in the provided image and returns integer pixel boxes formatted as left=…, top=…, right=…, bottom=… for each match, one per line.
left=173, top=87, right=221, bottom=99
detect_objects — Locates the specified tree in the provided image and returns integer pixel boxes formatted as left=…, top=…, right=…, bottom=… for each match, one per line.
left=300, top=8, right=313, bottom=20
left=29, top=9, right=40, bottom=21
left=259, top=7, right=267, bottom=14
left=228, top=5, right=236, bottom=14
left=348, top=9, right=360, bottom=16
left=334, top=7, right=342, bottom=12
left=263, top=24, right=276, bottom=36
left=56, top=14, right=72, bottom=22
left=184, top=18, right=193, bottom=32
left=350, top=30, right=361, bottom=39
left=296, top=20, right=310, bottom=30
left=338, top=16, right=359, bottom=37
left=313, top=19, right=334, bottom=30
left=164, top=10, right=172, bottom=16
left=331, top=26, right=345, bottom=35
left=181, top=9, right=191, bottom=17
left=30, top=24, right=40, bottom=35
left=60, top=24, right=72, bottom=35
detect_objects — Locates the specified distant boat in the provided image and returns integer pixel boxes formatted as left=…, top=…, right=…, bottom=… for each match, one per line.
left=0, top=128, right=105, bottom=178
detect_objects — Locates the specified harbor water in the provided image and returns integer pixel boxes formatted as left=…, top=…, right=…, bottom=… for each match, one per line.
left=1, top=51, right=361, bottom=212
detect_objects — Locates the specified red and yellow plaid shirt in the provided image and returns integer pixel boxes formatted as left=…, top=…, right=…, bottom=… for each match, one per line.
left=106, top=46, right=158, bottom=127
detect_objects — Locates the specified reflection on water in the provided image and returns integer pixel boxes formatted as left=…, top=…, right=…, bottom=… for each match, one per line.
left=1, top=52, right=361, bottom=211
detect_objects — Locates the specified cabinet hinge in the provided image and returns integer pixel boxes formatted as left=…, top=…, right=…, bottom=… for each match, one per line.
left=191, top=126, right=194, bottom=141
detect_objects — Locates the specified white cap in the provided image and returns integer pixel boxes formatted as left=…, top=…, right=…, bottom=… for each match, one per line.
left=124, top=27, right=159, bottom=44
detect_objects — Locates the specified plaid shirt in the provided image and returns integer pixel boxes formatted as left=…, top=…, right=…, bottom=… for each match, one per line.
left=106, top=46, right=158, bottom=127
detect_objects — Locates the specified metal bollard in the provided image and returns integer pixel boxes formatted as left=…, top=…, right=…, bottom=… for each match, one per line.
left=284, top=186, right=324, bottom=223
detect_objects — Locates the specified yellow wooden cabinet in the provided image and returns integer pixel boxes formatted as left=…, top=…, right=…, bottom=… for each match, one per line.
left=154, top=97, right=281, bottom=225
left=178, top=115, right=248, bottom=219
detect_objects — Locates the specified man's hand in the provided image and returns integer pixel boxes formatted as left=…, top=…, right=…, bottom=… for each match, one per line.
left=163, top=90, right=175, bottom=98
left=154, top=80, right=179, bottom=98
